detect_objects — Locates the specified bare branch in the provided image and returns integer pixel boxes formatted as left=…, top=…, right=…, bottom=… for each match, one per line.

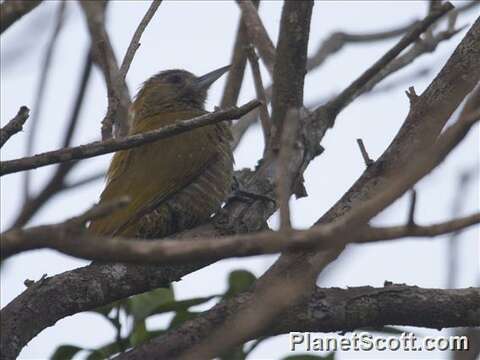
left=356, top=138, right=374, bottom=167
left=236, top=0, right=275, bottom=75
left=23, top=1, right=66, bottom=201
left=277, top=109, right=300, bottom=230
left=80, top=1, right=131, bottom=139
left=2, top=203, right=478, bottom=263
left=407, top=189, right=417, bottom=226
left=61, top=171, right=105, bottom=191
left=270, top=0, right=313, bottom=146
left=230, top=107, right=262, bottom=150
left=246, top=46, right=270, bottom=148
left=119, top=0, right=162, bottom=79
left=221, top=0, right=259, bottom=108
left=11, top=53, right=93, bottom=229
left=0, top=101, right=260, bottom=176
left=0, top=106, right=30, bottom=148
left=0, top=0, right=42, bottom=34
left=323, top=2, right=454, bottom=121
left=1, top=8, right=479, bottom=359
left=118, top=286, right=480, bottom=359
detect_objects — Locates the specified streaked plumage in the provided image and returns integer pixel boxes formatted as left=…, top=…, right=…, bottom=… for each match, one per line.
left=89, top=67, right=233, bottom=238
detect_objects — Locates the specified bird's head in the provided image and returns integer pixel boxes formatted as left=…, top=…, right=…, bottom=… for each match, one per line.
left=132, top=65, right=230, bottom=120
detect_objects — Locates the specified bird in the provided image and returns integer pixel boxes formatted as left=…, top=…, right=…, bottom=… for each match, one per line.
left=88, top=65, right=233, bottom=239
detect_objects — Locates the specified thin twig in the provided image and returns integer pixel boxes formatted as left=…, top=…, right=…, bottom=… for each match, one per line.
left=0, top=101, right=261, bottom=176
left=23, top=1, right=66, bottom=201
left=220, top=0, right=259, bottom=108
left=0, top=106, right=30, bottom=148
left=323, top=2, right=454, bottom=120
left=61, top=171, right=105, bottom=191
left=236, top=0, right=275, bottom=75
left=407, top=189, right=417, bottom=226
left=356, top=138, right=374, bottom=167
left=80, top=1, right=131, bottom=139
left=246, top=45, right=271, bottom=149
left=119, top=0, right=162, bottom=79
left=11, top=53, right=93, bottom=229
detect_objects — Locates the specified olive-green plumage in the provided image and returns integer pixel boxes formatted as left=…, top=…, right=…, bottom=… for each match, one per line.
left=89, top=66, right=233, bottom=238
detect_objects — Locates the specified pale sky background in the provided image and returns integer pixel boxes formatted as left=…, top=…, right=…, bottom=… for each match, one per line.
left=1, top=1, right=479, bottom=359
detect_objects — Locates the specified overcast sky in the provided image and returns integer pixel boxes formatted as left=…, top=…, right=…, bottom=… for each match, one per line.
left=1, top=1, right=479, bottom=359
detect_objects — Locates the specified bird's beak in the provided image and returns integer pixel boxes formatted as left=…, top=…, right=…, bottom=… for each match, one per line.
left=194, top=65, right=231, bottom=91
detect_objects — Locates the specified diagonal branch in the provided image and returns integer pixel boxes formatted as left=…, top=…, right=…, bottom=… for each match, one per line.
left=117, top=286, right=480, bottom=359
left=1, top=7, right=478, bottom=360
left=236, top=0, right=275, bottom=75
left=322, top=2, right=454, bottom=122
left=119, top=0, right=162, bottom=79
left=221, top=0, right=259, bottom=108
left=23, top=1, right=66, bottom=201
left=0, top=101, right=260, bottom=176
left=80, top=1, right=131, bottom=139
left=11, top=53, right=93, bottom=229
left=123, top=15, right=480, bottom=358
left=0, top=0, right=43, bottom=34
left=0, top=106, right=30, bottom=148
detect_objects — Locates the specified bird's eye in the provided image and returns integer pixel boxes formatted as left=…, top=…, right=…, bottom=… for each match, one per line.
left=167, top=74, right=183, bottom=84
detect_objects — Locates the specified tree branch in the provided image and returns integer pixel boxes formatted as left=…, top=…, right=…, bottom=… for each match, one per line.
left=322, top=2, right=454, bottom=122
left=236, top=0, right=275, bottom=75
left=23, top=1, right=66, bottom=201
left=119, top=0, right=162, bottom=79
left=220, top=0, right=259, bottom=108
left=118, top=285, right=480, bottom=359
left=2, top=206, right=478, bottom=263
left=269, top=0, right=313, bottom=146
left=131, top=16, right=480, bottom=358
left=0, top=0, right=42, bottom=34
left=80, top=1, right=131, bottom=139
left=10, top=53, right=93, bottom=229
left=0, top=106, right=30, bottom=148
left=0, top=101, right=260, bottom=176
left=1, top=8, right=478, bottom=360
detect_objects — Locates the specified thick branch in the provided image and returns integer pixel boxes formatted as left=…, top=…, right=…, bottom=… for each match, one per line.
left=131, top=16, right=480, bottom=358
left=2, top=8, right=478, bottom=360
left=0, top=101, right=260, bottom=176
left=118, top=285, right=480, bottom=359
left=0, top=0, right=42, bottom=33
left=2, top=209, right=478, bottom=263
left=269, top=0, right=313, bottom=146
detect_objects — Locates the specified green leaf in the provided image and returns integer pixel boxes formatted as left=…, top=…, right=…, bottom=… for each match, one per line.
left=225, top=270, right=256, bottom=298
left=128, top=287, right=175, bottom=322
left=149, top=295, right=218, bottom=315
left=129, top=320, right=149, bottom=347
left=86, top=338, right=131, bottom=360
left=50, top=345, right=83, bottom=360
left=90, top=299, right=126, bottom=318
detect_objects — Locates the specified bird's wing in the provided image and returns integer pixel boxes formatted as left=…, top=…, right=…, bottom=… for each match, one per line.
left=88, top=111, right=220, bottom=237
